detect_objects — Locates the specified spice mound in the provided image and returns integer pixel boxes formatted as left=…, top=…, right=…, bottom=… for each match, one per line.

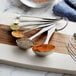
left=32, top=44, right=55, bottom=52
left=32, top=0, right=50, bottom=4
left=16, top=38, right=34, bottom=50
left=12, top=31, right=24, bottom=38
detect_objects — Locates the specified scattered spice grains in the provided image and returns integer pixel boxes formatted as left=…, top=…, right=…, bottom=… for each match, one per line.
left=32, top=0, right=50, bottom=4
left=12, top=31, right=24, bottom=38
left=32, top=44, right=55, bottom=52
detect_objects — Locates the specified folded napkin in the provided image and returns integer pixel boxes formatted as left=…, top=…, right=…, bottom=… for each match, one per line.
left=53, top=0, right=76, bottom=22
left=65, top=0, right=76, bottom=9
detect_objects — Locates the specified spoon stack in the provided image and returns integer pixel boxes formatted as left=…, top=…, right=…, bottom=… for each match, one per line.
left=10, top=16, right=68, bottom=56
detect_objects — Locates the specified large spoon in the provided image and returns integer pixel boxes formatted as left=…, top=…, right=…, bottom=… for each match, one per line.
left=32, top=26, right=56, bottom=56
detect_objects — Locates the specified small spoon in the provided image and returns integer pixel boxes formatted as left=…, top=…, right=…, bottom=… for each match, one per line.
left=32, top=26, right=55, bottom=56
left=16, top=24, right=55, bottom=50
left=12, top=23, right=54, bottom=38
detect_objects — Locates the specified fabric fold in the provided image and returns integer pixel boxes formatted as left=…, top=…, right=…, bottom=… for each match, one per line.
left=64, top=0, right=76, bottom=9
left=53, top=0, right=76, bottom=22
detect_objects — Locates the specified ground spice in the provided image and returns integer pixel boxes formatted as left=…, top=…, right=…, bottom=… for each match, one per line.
left=16, top=38, right=34, bottom=50
left=32, top=0, right=50, bottom=4
left=12, top=31, right=24, bottom=38
left=32, top=44, right=55, bottom=52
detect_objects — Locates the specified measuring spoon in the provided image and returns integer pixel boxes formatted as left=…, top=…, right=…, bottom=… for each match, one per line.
left=32, top=26, right=56, bottom=56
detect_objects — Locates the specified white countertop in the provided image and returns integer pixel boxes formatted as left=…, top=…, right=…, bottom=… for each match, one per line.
left=0, top=0, right=75, bottom=76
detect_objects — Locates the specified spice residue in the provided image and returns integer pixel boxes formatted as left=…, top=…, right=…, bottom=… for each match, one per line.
left=32, top=0, right=50, bottom=4
left=32, top=44, right=55, bottom=52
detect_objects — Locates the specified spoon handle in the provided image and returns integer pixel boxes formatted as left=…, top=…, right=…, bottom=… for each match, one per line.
left=20, top=22, right=52, bottom=27
left=44, top=26, right=56, bottom=44
left=20, top=15, right=62, bottom=21
left=23, top=23, right=54, bottom=33
left=29, top=24, right=55, bottom=40
left=20, top=20, right=55, bottom=22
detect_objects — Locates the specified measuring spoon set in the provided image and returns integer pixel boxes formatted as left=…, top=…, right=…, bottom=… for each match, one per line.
left=10, top=16, right=68, bottom=56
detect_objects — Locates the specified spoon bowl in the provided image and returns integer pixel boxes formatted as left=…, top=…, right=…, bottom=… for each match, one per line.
left=32, top=44, right=55, bottom=57
left=16, top=38, right=34, bottom=50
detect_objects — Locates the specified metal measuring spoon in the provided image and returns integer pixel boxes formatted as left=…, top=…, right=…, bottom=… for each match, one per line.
left=32, top=26, right=56, bottom=56
left=16, top=24, right=55, bottom=50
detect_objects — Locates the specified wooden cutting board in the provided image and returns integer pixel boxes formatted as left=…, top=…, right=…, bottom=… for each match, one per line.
left=0, top=14, right=76, bottom=74
left=0, top=24, right=69, bottom=54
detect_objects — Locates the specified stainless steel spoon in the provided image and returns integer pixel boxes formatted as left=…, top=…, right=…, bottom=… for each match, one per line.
left=33, top=26, right=56, bottom=56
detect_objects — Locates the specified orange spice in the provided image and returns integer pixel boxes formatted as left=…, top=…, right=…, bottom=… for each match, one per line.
left=12, top=31, right=24, bottom=38
left=32, top=44, right=55, bottom=52
left=32, top=0, right=50, bottom=3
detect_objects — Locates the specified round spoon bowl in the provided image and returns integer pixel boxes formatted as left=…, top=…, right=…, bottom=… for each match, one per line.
left=12, top=31, right=24, bottom=38
left=16, top=38, right=34, bottom=50
left=32, top=44, right=55, bottom=57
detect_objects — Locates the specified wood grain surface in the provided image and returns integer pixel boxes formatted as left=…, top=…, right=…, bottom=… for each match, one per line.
left=0, top=24, right=70, bottom=54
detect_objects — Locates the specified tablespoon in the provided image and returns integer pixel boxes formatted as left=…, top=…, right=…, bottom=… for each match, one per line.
left=32, top=26, right=56, bottom=56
